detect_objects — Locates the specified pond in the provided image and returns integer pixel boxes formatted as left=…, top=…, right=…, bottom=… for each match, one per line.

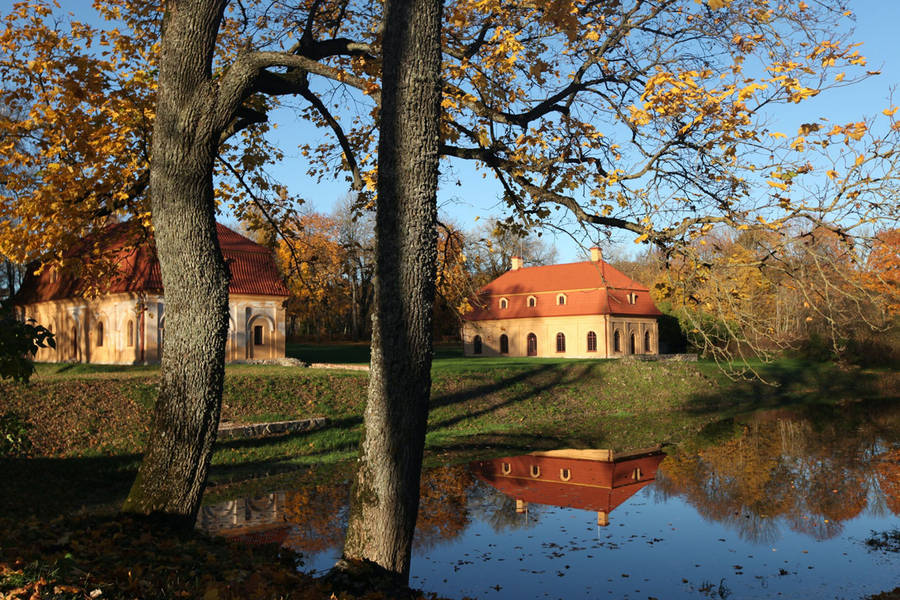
left=199, top=401, right=900, bottom=599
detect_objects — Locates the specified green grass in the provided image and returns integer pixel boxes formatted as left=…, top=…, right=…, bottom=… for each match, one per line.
left=3, top=349, right=896, bottom=519
left=287, top=340, right=465, bottom=364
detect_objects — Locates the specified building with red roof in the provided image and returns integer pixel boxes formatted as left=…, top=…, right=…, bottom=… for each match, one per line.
left=472, top=448, right=666, bottom=526
left=13, top=223, right=289, bottom=364
left=462, top=247, right=662, bottom=357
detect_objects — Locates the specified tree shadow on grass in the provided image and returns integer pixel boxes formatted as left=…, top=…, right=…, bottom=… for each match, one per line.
left=427, top=363, right=593, bottom=432
left=683, top=360, right=896, bottom=420
left=0, top=454, right=140, bottom=520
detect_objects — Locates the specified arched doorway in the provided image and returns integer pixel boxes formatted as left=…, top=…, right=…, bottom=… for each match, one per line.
left=499, top=334, right=509, bottom=354
left=644, top=330, right=651, bottom=354
left=473, top=335, right=483, bottom=355
left=527, top=333, right=537, bottom=356
left=247, top=314, right=276, bottom=359
left=629, top=332, right=636, bottom=354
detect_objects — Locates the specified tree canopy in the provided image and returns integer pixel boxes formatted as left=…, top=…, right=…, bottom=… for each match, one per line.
left=2, top=0, right=895, bottom=363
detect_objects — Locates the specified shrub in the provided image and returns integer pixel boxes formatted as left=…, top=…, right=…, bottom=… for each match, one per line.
left=0, top=411, right=32, bottom=457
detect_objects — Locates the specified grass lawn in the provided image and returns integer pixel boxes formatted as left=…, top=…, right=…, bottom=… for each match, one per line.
left=288, top=340, right=473, bottom=365
left=3, top=345, right=897, bottom=520
left=2, top=345, right=897, bottom=600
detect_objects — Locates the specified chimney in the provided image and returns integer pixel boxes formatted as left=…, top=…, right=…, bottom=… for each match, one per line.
left=590, top=246, right=602, bottom=262
left=510, top=256, right=523, bottom=270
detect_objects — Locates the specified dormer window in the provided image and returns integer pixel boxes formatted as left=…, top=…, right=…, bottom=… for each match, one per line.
left=557, top=294, right=566, bottom=306
left=627, top=292, right=638, bottom=305
left=527, top=296, right=537, bottom=308
left=499, top=297, right=508, bottom=309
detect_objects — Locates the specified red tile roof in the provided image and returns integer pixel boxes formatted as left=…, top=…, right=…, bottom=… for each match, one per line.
left=13, top=222, right=289, bottom=304
left=472, top=452, right=665, bottom=515
left=464, top=259, right=662, bottom=321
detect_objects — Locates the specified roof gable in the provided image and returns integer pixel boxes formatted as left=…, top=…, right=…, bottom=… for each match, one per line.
left=13, top=222, right=289, bottom=304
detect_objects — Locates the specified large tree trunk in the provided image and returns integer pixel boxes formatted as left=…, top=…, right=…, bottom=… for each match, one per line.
left=122, top=0, right=231, bottom=526
left=341, top=0, right=443, bottom=581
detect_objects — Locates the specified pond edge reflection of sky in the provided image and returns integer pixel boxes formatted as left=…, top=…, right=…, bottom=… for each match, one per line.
left=198, top=413, right=900, bottom=599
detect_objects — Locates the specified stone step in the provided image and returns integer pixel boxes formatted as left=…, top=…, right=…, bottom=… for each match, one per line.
left=217, top=417, right=328, bottom=441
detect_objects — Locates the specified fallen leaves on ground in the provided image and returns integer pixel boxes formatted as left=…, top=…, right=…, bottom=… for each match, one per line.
left=0, top=514, right=454, bottom=599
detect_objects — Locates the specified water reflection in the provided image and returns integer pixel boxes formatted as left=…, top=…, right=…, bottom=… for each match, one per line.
left=473, top=447, right=665, bottom=527
left=197, top=493, right=293, bottom=546
left=198, top=401, right=900, bottom=598
left=655, top=409, right=900, bottom=543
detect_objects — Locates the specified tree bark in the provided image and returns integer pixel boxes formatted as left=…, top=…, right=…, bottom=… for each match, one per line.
left=341, top=0, right=443, bottom=581
left=121, top=0, right=232, bottom=526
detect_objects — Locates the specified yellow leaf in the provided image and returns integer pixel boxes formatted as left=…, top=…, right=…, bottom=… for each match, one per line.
left=826, top=170, right=839, bottom=179
left=883, top=106, right=898, bottom=116
left=855, top=154, right=864, bottom=166
left=834, top=72, right=845, bottom=82
left=769, top=132, right=786, bottom=139
left=767, top=180, right=788, bottom=191
left=634, top=233, right=649, bottom=244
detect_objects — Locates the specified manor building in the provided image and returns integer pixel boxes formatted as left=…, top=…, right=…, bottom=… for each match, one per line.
left=461, top=248, right=661, bottom=358
left=12, top=223, right=289, bottom=364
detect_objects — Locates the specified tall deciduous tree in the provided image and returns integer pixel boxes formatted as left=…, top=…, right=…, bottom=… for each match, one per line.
left=120, top=0, right=372, bottom=523
left=341, top=0, right=443, bottom=580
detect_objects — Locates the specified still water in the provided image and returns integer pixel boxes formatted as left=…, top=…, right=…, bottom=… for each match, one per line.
left=199, top=403, right=900, bottom=598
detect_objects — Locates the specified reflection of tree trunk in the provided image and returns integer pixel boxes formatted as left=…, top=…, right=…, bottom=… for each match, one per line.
left=341, top=0, right=442, bottom=581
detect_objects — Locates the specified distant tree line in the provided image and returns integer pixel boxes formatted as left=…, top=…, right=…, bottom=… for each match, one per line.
left=248, top=212, right=557, bottom=342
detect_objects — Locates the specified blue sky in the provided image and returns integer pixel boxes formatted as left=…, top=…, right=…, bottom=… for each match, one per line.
left=259, top=1, right=900, bottom=261
left=4, top=1, right=897, bottom=262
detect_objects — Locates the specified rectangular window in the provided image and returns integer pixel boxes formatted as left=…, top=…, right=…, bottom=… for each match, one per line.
left=254, top=325, right=263, bottom=345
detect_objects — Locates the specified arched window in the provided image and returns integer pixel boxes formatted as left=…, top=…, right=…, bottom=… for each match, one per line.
left=473, top=335, right=482, bottom=355
left=557, top=294, right=566, bottom=305
left=254, top=325, right=264, bottom=345
left=499, top=297, right=508, bottom=309
left=527, top=296, right=537, bottom=307
left=644, top=330, right=651, bottom=353
left=527, top=333, right=537, bottom=356
left=96, top=321, right=104, bottom=347
left=530, top=464, right=541, bottom=478
left=127, top=320, right=134, bottom=347
left=613, top=330, right=621, bottom=352
left=587, top=331, right=597, bottom=352
left=629, top=332, right=636, bottom=354
left=500, top=334, right=509, bottom=354
left=556, top=332, right=566, bottom=353
left=560, top=468, right=572, bottom=481
left=71, top=325, right=78, bottom=358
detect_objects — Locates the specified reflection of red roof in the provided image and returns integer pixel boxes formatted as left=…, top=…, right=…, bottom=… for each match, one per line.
left=473, top=450, right=665, bottom=514
left=13, top=222, right=288, bottom=304
left=464, top=260, right=662, bottom=321
left=228, top=524, right=292, bottom=547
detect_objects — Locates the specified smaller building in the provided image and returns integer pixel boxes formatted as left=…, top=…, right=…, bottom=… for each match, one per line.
left=462, top=248, right=662, bottom=358
left=12, top=223, right=289, bottom=364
